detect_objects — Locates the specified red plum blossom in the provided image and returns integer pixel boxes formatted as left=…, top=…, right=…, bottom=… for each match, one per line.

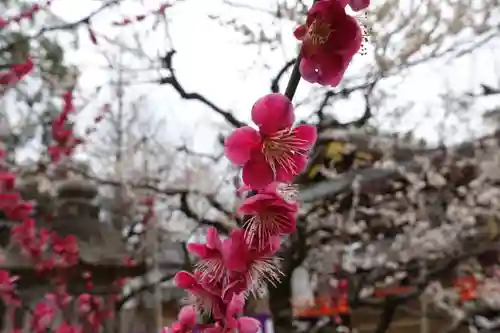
left=224, top=93, right=316, bottom=189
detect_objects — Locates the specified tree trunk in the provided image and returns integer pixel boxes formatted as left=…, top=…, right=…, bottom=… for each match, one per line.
left=269, top=275, right=294, bottom=333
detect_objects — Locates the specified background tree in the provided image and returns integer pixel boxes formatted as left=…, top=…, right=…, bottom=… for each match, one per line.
left=2, top=0, right=500, bottom=332
left=0, top=0, right=78, bottom=161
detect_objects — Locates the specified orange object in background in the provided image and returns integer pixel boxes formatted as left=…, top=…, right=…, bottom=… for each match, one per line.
left=292, top=276, right=479, bottom=318
left=337, top=297, right=349, bottom=313
left=373, top=285, right=412, bottom=297
left=293, top=295, right=350, bottom=317
left=454, top=276, right=477, bottom=301
left=373, top=277, right=479, bottom=301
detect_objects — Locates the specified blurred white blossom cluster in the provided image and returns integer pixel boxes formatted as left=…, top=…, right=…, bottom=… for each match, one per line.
left=296, top=128, right=500, bottom=330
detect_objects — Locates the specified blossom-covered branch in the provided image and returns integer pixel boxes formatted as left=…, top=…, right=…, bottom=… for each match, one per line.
left=164, top=0, right=370, bottom=332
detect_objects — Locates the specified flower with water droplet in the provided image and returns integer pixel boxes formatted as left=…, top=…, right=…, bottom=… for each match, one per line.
left=293, top=0, right=363, bottom=86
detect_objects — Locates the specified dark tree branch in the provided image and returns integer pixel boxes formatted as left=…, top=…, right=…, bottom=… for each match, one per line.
left=66, top=165, right=208, bottom=196
left=66, top=165, right=233, bottom=221
left=284, top=54, right=303, bottom=100
left=116, top=273, right=175, bottom=309
left=299, top=128, right=500, bottom=202
left=308, top=78, right=380, bottom=131
left=480, top=84, right=500, bottom=96
left=316, top=91, right=334, bottom=122
left=179, top=192, right=232, bottom=235
left=312, top=91, right=345, bottom=131
left=0, top=0, right=123, bottom=55
left=331, top=80, right=378, bottom=99
left=175, top=145, right=224, bottom=162
left=367, top=258, right=463, bottom=333
left=158, top=50, right=245, bottom=128
left=348, top=81, right=377, bottom=128
left=116, top=239, right=194, bottom=309
left=271, top=58, right=296, bottom=93
left=290, top=216, right=309, bottom=270
left=299, top=166, right=399, bottom=202
left=349, top=271, right=370, bottom=307
left=181, top=242, right=193, bottom=270
left=374, top=298, right=399, bottom=333
left=205, top=195, right=236, bottom=222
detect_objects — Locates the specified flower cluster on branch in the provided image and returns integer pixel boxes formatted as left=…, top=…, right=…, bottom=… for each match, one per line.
left=164, top=1, right=370, bottom=332
left=0, top=58, right=127, bottom=331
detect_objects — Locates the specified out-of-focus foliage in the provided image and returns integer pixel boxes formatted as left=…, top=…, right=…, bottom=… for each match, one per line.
left=1, top=0, right=72, bottom=158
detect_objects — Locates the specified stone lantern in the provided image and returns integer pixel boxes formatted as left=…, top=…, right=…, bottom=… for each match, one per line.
left=52, top=177, right=101, bottom=242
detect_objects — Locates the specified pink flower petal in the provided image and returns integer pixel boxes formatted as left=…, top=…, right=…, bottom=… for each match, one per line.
left=293, top=124, right=317, bottom=149
left=299, top=55, right=347, bottom=87
left=224, top=126, right=261, bottom=166
left=267, top=235, right=281, bottom=255
left=164, top=323, right=179, bottom=333
left=238, top=192, right=298, bottom=217
left=318, top=61, right=349, bottom=87
left=237, top=317, right=261, bottom=333
left=293, top=25, right=308, bottom=40
left=349, top=0, right=370, bottom=11
left=299, top=58, right=321, bottom=84
left=187, top=243, right=209, bottom=258
left=334, top=15, right=363, bottom=56
left=302, top=0, right=361, bottom=57
left=251, top=93, right=295, bottom=135
left=222, top=229, right=249, bottom=272
left=227, top=293, right=245, bottom=318
left=276, top=154, right=308, bottom=183
left=222, top=277, right=248, bottom=302
left=174, top=271, right=197, bottom=288
left=203, top=327, right=222, bottom=333
left=178, top=306, right=196, bottom=326
left=242, top=151, right=274, bottom=190
left=336, top=0, right=349, bottom=7
left=206, top=227, right=222, bottom=250
left=237, top=193, right=275, bottom=214
left=280, top=213, right=297, bottom=234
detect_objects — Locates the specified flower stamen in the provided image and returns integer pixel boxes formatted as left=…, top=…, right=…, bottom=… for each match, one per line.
left=305, top=19, right=332, bottom=45
left=246, top=257, right=283, bottom=298
left=194, top=259, right=225, bottom=283
left=262, top=129, right=308, bottom=177
left=353, top=12, right=371, bottom=56
left=243, top=214, right=290, bottom=250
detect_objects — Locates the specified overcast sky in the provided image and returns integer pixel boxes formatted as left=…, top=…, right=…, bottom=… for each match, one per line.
left=17, top=0, right=500, bottom=156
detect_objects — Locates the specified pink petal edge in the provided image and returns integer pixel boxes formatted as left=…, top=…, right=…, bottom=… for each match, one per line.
left=224, top=126, right=261, bottom=166
left=251, top=93, right=295, bottom=135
